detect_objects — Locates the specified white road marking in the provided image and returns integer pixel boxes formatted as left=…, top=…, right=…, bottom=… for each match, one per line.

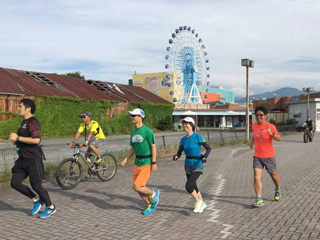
left=206, top=174, right=234, bottom=238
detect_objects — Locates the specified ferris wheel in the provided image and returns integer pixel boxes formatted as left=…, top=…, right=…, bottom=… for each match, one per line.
left=164, top=26, right=211, bottom=104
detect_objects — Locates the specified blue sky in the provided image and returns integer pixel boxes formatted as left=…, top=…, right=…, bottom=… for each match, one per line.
left=1, top=0, right=319, bottom=98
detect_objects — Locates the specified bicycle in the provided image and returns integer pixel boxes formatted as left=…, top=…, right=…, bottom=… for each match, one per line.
left=303, top=127, right=314, bottom=143
left=56, top=143, right=117, bottom=189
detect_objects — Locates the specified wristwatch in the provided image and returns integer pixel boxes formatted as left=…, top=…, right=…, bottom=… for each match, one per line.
left=16, top=136, right=20, bottom=142
left=151, top=162, right=157, bottom=165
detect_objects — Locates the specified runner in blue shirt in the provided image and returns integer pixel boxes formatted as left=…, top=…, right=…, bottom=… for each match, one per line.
left=173, top=117, right=211, bottom=213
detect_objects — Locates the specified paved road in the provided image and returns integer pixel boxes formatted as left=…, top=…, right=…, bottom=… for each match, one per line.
left=1, top=132, right=319, bottom=239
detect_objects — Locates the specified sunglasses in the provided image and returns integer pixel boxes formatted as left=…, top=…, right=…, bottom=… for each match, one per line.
left=130, top=115, right=138, bottom=118
left=255, top=114, right=265, bottom=117
left=81, top=116, right=87, bottom=118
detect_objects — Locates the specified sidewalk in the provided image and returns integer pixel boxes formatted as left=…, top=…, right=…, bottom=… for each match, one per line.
left=0, top=133, right=319, bottom=239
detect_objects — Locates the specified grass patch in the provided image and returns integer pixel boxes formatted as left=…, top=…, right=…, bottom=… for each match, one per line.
left=0, top=168, right=12, bottom=187
left=0, top=162, right=61, bottom=187
left=44, top=162, right=60, bottom=179
left=282, top=131, right=298, bottom=136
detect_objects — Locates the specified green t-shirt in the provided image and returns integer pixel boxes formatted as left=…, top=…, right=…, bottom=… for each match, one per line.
left=130, top=125, right=155, bottom=166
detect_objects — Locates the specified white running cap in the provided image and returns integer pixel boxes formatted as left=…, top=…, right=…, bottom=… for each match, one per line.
left=180, top=117, right=195, bottom=125
left=128, top=108, right=145, bottom=118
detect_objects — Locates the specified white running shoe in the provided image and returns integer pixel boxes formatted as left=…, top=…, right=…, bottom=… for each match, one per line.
left=193, top=200, right=203, bottom=213
left=200, top=201, right=207, bottom=213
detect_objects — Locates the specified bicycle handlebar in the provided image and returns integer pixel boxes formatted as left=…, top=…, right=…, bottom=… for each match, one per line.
left=67, top=143, right=81, bottom=148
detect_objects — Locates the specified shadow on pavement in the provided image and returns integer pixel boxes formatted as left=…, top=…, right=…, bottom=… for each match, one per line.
left=47, top=187, right=143, bottom=211
left=87, top=189, right=192, bottom=215
left=0, top=199, right=29, bottom=214
left=149, top=184, right=274, bottom=210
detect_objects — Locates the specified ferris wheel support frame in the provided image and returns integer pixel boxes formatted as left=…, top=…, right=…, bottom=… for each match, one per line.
left=187, top=68, right=202, bottom=104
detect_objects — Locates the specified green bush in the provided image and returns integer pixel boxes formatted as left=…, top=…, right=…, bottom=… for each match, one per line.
left=0, top=96, right=174, bottom=139
left=157, top=116, right=173, bottom=131
left=269, top=118, right=276, bottom=125
left=271, top=118, right=297, bottom=126
left=0, top=112, right=20, bottom=139
left=284, top=118, right=297, bottom=125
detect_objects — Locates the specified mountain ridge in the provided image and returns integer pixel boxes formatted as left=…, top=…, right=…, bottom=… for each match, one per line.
left=235, top=87, right=307, bottom=103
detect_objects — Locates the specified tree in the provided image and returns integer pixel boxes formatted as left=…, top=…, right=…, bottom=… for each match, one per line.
left=65, top=71, right=85, bottom=80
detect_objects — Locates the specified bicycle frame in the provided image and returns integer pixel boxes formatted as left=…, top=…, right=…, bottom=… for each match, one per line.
left=305, top=128, right=312, bottom=135
left=71, top=145, right=109, bottom=173
left=71, top=145, right=97, bottom=171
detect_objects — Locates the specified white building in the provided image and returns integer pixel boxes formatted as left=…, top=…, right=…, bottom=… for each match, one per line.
left=287, top=98, right=320, bottom=131
left=173, top=109, right=255, bottom=129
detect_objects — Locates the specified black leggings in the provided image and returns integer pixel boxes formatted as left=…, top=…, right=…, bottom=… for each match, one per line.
left=11, top=172, right=52, bottom=206
left=185, top=172, right=202, bottom=194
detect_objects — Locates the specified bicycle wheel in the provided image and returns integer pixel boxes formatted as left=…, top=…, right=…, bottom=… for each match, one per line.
left=309, top=132, right=313, bottom=142
left=303, top=131, right=308, bottom=143
left=96, top=153, right=117, bottom=181
left=56, top=158, right=83, bottom=189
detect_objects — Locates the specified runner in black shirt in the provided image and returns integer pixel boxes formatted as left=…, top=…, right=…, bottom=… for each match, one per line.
left=9, top=99, right=56, bottom=219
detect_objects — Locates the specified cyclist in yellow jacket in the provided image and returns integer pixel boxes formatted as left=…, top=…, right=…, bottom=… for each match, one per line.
left=69, top=111, right=105, bottom=165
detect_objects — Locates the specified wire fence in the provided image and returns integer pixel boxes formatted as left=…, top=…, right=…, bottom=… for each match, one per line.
left=0, top=125, right=296, bottom=172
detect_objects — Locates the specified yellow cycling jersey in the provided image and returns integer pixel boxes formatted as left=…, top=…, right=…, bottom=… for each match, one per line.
left=78, top=120, right=105, bottom=140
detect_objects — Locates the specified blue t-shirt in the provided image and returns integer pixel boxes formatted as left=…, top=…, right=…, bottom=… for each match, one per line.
left=179, top=133, right=206, bottom=167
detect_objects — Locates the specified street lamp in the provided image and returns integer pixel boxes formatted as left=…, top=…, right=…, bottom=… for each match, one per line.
left=241, top=59, right=254, bottom=143
left=303, top=87, right=314, bottom=117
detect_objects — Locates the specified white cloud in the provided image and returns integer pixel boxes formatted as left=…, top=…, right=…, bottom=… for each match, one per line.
left=0, top=0, right=320, bottom=96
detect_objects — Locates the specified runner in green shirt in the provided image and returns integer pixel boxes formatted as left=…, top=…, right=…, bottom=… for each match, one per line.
left=120, top=108, right=160, bottom=215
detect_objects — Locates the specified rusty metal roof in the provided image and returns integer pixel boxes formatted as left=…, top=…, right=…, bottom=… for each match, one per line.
left=87, top=80, right=172, bottom=104
left=124, top=85, right=172, bottom=104
left=41, top=73, right=116, bottom=100
left=0, top=68, right=70, bottom=96
left=0, top=67, right=171, bottom=104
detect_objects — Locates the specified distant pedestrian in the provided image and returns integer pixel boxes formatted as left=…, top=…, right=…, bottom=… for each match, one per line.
left=120, top=108, right=160, bottom=215
left=9, top=99, right=56, bottom=218
left=250, top=106, right=281, bottom=207
left=173, top=117, right=211, bottom=213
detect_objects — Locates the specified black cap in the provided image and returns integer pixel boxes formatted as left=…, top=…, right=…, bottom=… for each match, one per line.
left=79, top=111, right=91, bottom=118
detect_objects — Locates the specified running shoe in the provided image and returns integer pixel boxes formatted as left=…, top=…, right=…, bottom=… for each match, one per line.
left=30, top=199, right=44, bottom=215
left=251, top=198, right=264, bottom=208
left=274, top=189, right=281, bottom=201
left=151, top=190, right=160, bottom=208
left=194, top=200, right=203, bottom=213
left=85, top=173, right=94, bottom=179
left=95, top=158, right=102, bottom=164
left=38, top=205, right=56, bottom=219
left=200, top=201, right=207, bottom=213
left=141, top=206, right=156, bottom=215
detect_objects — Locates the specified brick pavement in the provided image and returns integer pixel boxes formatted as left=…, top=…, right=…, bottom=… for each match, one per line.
left=0, top=132, right=320, bottom=239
